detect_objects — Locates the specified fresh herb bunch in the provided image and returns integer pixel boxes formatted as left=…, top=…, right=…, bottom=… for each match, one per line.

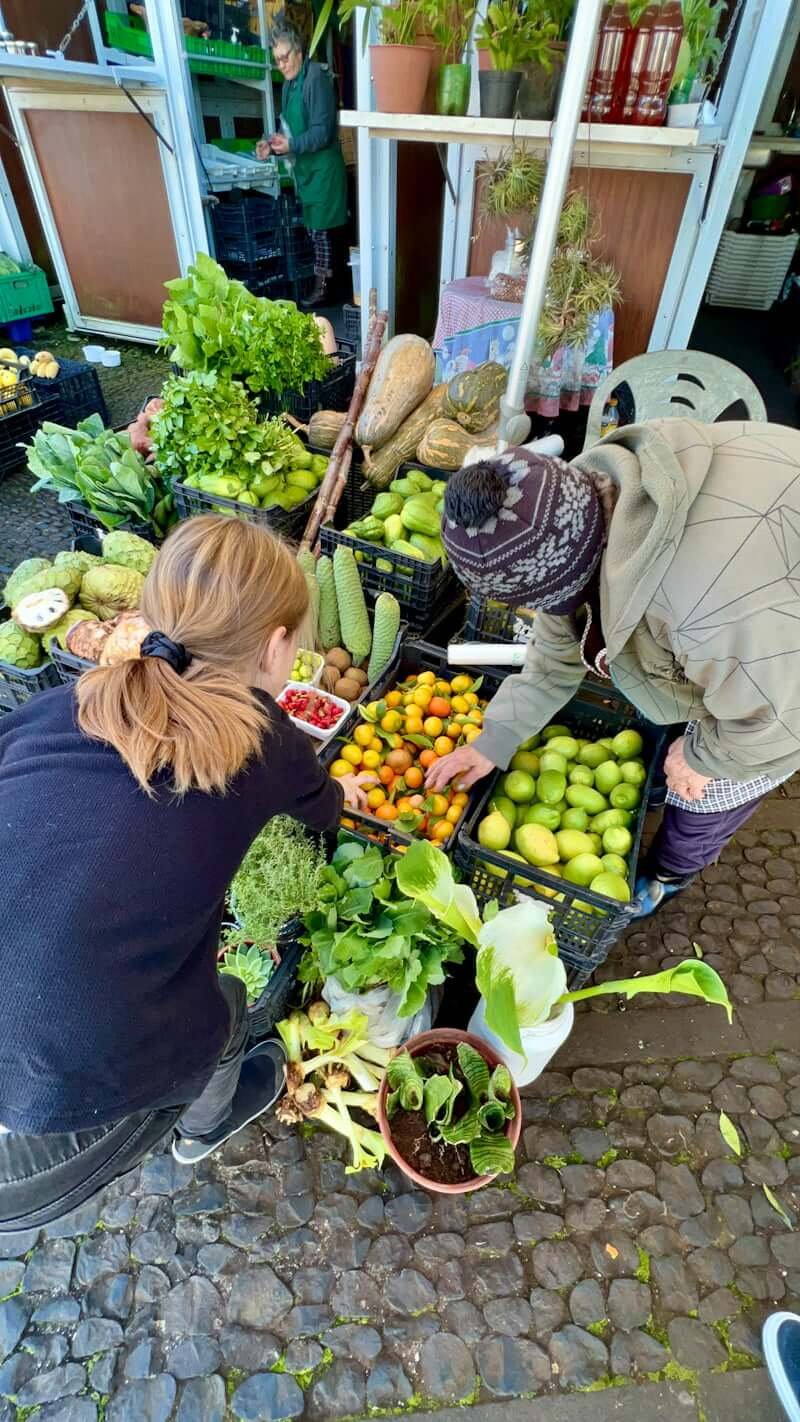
left=299, top=836, right=464, bottom=1018
left=150, top=371, right=307, bottom=495
left=25, top=414, right=175, bottom=537
left=161, top=251, right=330, bottom=398
left=387, top=1041, right=517, bottom=1175
left=226, top=815, right=328, bottom=951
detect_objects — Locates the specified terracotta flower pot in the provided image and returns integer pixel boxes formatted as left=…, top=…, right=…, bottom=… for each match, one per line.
left=377, top=1027, right=522, bottom=1195
left=370, top=44, right=433, bottom=115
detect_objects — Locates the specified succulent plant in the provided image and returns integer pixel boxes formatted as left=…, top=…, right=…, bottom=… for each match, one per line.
left=218, top=944, right=272, bottom=1005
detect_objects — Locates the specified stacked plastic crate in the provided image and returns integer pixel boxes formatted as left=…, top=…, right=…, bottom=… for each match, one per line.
left=211, top=190, right=314, bottom=304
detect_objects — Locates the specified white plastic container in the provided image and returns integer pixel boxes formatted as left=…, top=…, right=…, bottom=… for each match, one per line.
left=101, top=349, right=121, bottom=367
left=277, top=681, right=351, bottom=743
left=82, top=344, right=105, bottom=362
left=348, top=247, right=361, bottom=307
left=468, top=997, right=574, bottom=1087
left=291, top=648, right=324, bottom=688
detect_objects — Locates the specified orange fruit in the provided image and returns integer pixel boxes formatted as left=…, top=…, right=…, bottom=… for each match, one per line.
left=451, top=674, right=471, bottom=693
left=367, top=786, right=387, bottom=810
left=405, top=766, right=423, bottom=789
left=330, top=759, right=350, bottom=778
left=341, top=744, right=362, bottom=767
left=376, top=802, right=398, bottom=821
left=428, top=792, right=449, bottom=816
left=378, top=766, right=395, bottom=786
left=417, top=671, right=436, bottom=686
left=423, top=716, right=443, bottom=737
left=463, top=692, right=479, bottom=708
left=405, top=720, right=424, bottom=737
left=463, top=724, right=482, bottom=743
left=435, top=680, right=452, bottom=696
left=381, top=710, right=403, bottom=733
left=466, top=709, right=483, bottom=725
left=412, top=686, right=432, bottom=709
left=452, top=791, right=469, bottom=807
left=395, top=796, right=416, bottom=815
left=385, top=690, right=403, bottom=708
left=450, top=695, right=469, bottom=713
left=445, top=804, right=462, bottom=825
left=354, top=724, right=375, bottom=747
left=369, top=736, right=383, bottom=753
left=362, top=749, right=381, bottom=771
left=432, top=820, right=453, bottom=842
left=434, top=736, right=454, bottom=758
left=341, top=816, right=356, bottom=829
left=419, top=749, right=438, bottom=769
left=429, top=696, right=451, bottom=718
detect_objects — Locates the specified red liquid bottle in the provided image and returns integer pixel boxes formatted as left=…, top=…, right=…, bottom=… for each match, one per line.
left=583, top=1, right=632, bottom=124
left=633, top=0, right=683, bottom=126
left=614, top=3, right=658, bottom=123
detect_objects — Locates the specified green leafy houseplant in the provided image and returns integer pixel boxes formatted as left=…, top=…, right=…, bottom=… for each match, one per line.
left=311, top=0, right=425, bottom=53
left=678, top=0, right=726, bottom=87
left=477, top=0, right=541, bottom=69
left=396, top=840, right=733, bottom=1058
left=299, top=836, right=464, bottom=1019
left=387, top=1040, right=517, bottom=1175
left=161, top=251, right=330, bottom=399
left=422, top=0, right=477, bottom=64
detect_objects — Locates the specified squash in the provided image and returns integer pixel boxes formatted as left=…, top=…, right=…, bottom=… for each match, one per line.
left=442, top=362, right=507, bottom=433
left=363, top=383, right=447, bottom=489
left=307, top=410, right=347, bottom=450
left=357, top=334, right=435, bottom=451
left=313, top=314, right=338, bottom=356
left=416, top=416, right=499, bottom=470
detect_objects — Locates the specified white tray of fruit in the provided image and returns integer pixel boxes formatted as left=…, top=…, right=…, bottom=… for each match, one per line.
left=278, top=683, right=351, bottom=743
left=290, top=647, right=324, bottom=686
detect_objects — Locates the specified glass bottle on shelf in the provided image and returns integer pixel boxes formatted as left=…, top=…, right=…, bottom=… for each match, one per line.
left=583, top=2, right=632, bottom=124
left=632, top=0, right=684, bottom=127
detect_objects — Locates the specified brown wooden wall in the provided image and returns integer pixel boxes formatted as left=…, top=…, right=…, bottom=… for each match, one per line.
left=469, top=165, right=692, bottom=364
left=2, top=2, right=96, bottom=62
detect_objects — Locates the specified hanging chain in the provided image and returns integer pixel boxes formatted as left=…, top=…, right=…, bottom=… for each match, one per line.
left=58, top=0, right=91, bottom=55
left=714, top=0, right=747, bottom=76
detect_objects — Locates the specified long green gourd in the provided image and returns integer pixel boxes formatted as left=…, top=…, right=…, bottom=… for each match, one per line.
left=316, top=554, right=341, bottom=651
left=367, top=592, right=401, bottom=684
left=333, top=545, right=372, bottom=663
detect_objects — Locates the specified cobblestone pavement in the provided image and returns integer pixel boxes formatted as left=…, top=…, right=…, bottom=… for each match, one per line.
left=1, top=802, right=799, bottom=1422
left=0, top=320, right=169, bottom=570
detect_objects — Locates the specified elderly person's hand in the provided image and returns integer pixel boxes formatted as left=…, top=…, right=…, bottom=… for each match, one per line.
left=425, top=743, right=494, bottom=794
left=664, top=736, right=711, bottom=803
left=269, top=133, right=290, bottom=155
left=338, top=771, right=378, bottom=813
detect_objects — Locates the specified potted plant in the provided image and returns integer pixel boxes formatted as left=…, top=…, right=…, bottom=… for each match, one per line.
left=516, top=0, right=573, bottom=119
left=298, top=836, right=465, bottom=1046
left=335, top=0, right=434, bottom=113
left=378, top=1028, right=522, bottom=1193
left=668, top=0, right=726, bottom=123
left=421, top=0, right=477, bottom=115
left=396, top=841, right=733, bottom=1085
left=476, top=0, right=531, bottom=116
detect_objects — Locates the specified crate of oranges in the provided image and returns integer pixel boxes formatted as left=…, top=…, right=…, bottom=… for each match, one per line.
left=320, top=639, right=504, bottom=851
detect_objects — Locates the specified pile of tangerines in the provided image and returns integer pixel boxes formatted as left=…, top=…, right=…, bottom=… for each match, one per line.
left=329, top=667, right=488, bottom=842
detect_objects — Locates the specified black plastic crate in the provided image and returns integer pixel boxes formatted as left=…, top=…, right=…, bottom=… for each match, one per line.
left=454, top=684, right=665, bottom=987
left=0, top=392, right=60, bottom=480
left=261, top=348, right=356, bottom=423
left=282, top=224, right=314, bottom=279
left=319, top=639, right=503, bottom=853
left=172, top=479, right=314, bottom=542
left=265, top=274, right=316, bottom=306
left=247, top=936, right=305, bottom=1038
left=220, top=256, right=285, bottom=296
left=343, top=304, right=361, bottom=357
left=0, top=609, right=61, bottom=713
left=212, top=206, right=284, bottom=267
left=463, top=595, right=537, bottom=646
left=318, top=476, right=457, bottom=633
left=65, top=503, right=157, bottom=545
left=422, top=589, right=467, bottom=648
left=279, top=189, right=304, bottom=227
left=17, top=349, right=108, bottom=428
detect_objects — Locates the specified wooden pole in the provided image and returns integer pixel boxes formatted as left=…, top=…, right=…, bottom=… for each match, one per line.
left=299, top=292, right=387, bottom=554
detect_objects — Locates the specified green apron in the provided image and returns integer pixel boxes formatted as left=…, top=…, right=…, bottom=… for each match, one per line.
left=283, top=62, right=347, bottom=232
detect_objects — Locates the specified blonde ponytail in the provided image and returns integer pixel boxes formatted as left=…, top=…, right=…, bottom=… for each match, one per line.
left=76, top=517, right=308, bottom=796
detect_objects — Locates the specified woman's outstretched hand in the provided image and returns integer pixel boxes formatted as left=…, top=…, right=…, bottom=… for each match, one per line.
left=425, top=743, right=494, bottom=794
left=664, top=736, right=711, bottom=803
left=338, top=771, right=378, bottom=813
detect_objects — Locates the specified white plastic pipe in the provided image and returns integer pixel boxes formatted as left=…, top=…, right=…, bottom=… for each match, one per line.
left=499, top=0, right=605, bottom=446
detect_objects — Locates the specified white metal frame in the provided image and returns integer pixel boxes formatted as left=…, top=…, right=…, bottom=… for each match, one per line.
left=0, top=150, right=31, bottom=266
left=3, top=83, right=199, bottom=342
left=354, top=18, right=396, bottom=350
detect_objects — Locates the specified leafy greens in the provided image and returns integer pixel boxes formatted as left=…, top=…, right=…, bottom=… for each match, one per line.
left=24, top=414, right=175, bottom=537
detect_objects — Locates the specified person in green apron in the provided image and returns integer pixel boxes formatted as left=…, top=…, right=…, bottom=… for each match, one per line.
left=257, top=20, right=348, bottom=309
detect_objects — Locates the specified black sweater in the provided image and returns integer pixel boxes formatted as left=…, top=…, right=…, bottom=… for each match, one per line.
left=0, top=685, right=342, bottom=1135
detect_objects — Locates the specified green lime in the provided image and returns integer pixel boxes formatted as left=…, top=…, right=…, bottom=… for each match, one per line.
left=490, top=795, right=517, bottom=827
left=620, top=760, right=647, bottom=787
left=594, top=761, right=623, bottom=796
left=610, top=783, right=641, bottom=811
left=603, top=825, right=633, bottom=856
left=541, top=724, right=571, bottom=740
left=521, top=803, right=561, bottom=831
left=565, top=784, right=608, bottom=816
left=510, top=749, right=540, bottom=776
left=601, top=852, right=628, bottom=876
left=612, top=729, right=644, bottom=761
left=590, top=808, right=629, bottom=833
left=503, top=769, right=536, bottom=803
left=560, top=807, right=589, bottom=832
left=515, top=823, right=560, bottom=868
left=555, top=829, right=596, bottom=862
left=539, top=750, right=568, bottom=775
left=562, top=853, right=605, bottom=887
left=578, top=743, right=611, bottom=769
left=546, top=736, right=579, bottom=760
left=519, top=734, right=540, bottom=751
left=590, top=870, right=631, bottom=903
left=569, top=765, right=594, bottom=787
left=537, top=769, right=568, bottom=806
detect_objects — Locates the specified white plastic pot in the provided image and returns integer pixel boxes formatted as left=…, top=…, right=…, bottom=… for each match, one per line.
left=468, top=997, right=574, bottom=1087
left=82, top=344, right=105, bottom=362
left=101, top=349, right=121, bottom=367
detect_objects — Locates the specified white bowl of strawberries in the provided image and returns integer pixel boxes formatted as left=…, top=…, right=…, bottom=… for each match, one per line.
left=277, top=682, right=352, bottom=743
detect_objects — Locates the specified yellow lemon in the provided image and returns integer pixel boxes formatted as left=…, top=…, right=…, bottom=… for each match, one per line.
left=362, top=749, right=381, bottom=770
left=330, top=759, right=351, bottom=778
left=354, top=724, right=375, bottom=747
left=341, top=744, right=362, bottom=767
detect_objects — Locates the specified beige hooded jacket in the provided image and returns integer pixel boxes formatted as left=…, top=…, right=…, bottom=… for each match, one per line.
left=475, top=419, right=800, bottom=785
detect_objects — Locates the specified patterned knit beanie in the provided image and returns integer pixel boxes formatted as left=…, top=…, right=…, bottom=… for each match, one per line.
left=442, top=448, right=604, bottom=614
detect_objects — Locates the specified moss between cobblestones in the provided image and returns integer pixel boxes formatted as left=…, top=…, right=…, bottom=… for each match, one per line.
left=662, top=1361, right=699, bottom=1385
left=710, top=1319, right=761, bottom=1372
left=586, top=1319, right=609, bottom=1338
left=596, top=1150, right=619, bottom=1169
left=542, top=1154, right=584, bottom=1168
left=578, top=1376, right=628, bottom=1392
left=0, top=1280, right=22, bottom=1304
left=635, top=1247, right=651, bottom=1284
left=225, top=1368, right=247, bottom=1401
left=15, top=1408, right=40, bottom=1422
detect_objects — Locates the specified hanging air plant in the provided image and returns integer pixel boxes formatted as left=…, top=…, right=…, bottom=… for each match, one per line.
left=480, top=148, right=545, bottom=222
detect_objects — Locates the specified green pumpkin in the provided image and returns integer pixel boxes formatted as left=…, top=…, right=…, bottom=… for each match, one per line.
left=442, top=362, right=507, bottom=433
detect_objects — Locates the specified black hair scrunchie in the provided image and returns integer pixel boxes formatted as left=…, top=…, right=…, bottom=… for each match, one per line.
left=140, top=631, right=192, bottom=675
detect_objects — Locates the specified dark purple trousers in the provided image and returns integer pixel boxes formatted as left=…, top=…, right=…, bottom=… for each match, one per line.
left=650, top=798, right=764, bottom=878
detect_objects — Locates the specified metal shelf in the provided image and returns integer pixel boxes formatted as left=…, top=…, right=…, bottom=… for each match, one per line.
left=340, top=109, right=720, bottom=156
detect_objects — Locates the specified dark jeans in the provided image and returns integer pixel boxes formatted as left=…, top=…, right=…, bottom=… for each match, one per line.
left=650, top=798, right=764, bottom=878
left=0, top=976, right=248, bottom=1233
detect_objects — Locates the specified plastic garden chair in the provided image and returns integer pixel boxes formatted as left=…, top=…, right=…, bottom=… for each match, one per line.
left=583, top=350, right=767, bottom=449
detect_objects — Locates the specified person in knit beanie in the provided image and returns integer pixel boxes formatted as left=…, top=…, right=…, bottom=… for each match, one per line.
left=428, top=418, right=800, bottom=920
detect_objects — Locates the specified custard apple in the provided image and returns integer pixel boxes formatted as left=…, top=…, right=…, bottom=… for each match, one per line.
left=79, top=565, right=144, bottom=620
left=9, top=565, right=81, bottom=609
left=3, top=557, right=51, bottom=608
left=54, top=549, right=103, bottom=576
left=14, top=588, right=70, bottom=634
left=101, top=531, right=156, bottom=577
left=0, top=620, right=42, bottom=669
left=48, top=606, right=99, bottom=651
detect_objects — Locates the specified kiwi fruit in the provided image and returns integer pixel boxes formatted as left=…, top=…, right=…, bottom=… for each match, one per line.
left=326, top=647, right=351, bottom=673
left=335, top=676, right=362, bottom=701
